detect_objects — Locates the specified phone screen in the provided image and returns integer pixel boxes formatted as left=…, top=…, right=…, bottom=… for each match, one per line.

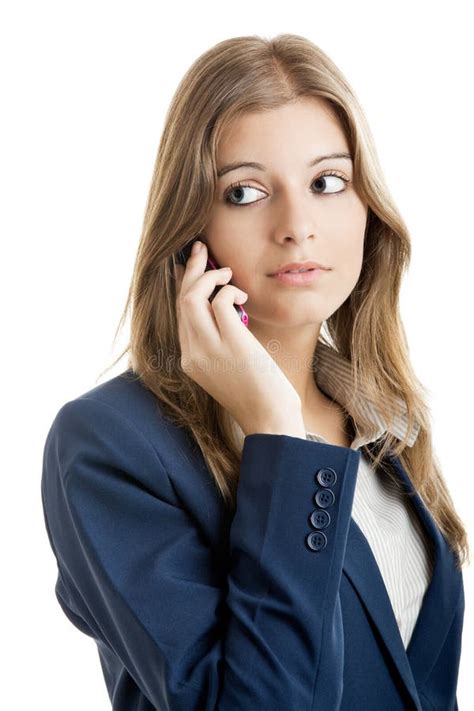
left=177, top=239, right=249, bottom=327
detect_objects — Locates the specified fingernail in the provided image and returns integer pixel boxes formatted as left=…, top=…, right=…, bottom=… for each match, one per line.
left=192, top=240, right=202, bottom=255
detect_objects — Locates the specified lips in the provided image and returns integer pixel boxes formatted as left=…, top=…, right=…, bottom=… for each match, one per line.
left=269, top=260, right=329, bottom=276
left=270, top=268, right=328, bottom=286
left=281, top=267, right=315, bottom=273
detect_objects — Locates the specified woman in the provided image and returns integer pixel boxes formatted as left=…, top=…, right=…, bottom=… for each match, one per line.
left=41, top=34, right=468, bottom=710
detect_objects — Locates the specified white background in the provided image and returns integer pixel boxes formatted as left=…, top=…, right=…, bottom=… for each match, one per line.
left=2, top=0, right=472, bottom=707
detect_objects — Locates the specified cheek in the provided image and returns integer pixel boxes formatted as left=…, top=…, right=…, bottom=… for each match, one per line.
left=323, top=242, right=364, bottom=315
left=231, top=260, right=263, bottom=296
left=329, top=196, right=366, bottom=279
left=332, top=235, right=364, bottom=281
left=205, top=236, right=259, bottom=290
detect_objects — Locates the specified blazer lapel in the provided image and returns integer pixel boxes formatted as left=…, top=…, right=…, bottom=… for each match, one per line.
left=343, top=517, right=422, bottom=709
left=386, top=453, right=463, bottom=688
left=342, top=450, right=462, bottom=710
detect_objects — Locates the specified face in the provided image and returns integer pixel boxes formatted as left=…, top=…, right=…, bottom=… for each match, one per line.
left=202, top=97, right=368, bottom=329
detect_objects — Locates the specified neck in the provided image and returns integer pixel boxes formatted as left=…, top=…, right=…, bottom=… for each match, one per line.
left=248, top=317, right=326, bottom=412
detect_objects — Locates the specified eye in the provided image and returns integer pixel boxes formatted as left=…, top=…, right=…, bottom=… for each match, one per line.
left=312, top=171, right=349, bottom=194
left=224, top=182, right=266, bottom=206
left=224, top=170, right=350, bottom=207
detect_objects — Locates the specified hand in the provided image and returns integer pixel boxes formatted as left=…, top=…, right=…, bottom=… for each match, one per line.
left=174, top=241, right=305, bottom=437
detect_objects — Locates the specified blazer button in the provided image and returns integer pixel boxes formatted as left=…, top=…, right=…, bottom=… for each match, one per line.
left=306, top=530, right=328, bottom=551
left=315, top=467, right=337, bottom=487
left=314, top=489, right=335, bottom=508
left=310, top=509, right=331, bottom=529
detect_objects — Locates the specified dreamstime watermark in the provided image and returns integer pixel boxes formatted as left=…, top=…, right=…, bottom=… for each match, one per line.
left=146, top=341, right=320, bottom=375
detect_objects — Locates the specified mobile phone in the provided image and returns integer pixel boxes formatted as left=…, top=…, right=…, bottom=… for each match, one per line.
left=176, top=238, right=249, bottom=327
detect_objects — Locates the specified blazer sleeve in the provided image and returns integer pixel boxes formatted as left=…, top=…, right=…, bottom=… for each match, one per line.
left=41, top=395, right=361, bottom=710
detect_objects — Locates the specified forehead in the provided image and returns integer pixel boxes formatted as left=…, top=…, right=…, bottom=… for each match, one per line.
left=217, top=97, right=349, bottom=166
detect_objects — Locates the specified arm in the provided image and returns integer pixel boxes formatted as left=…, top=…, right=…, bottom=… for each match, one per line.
left=41, top=396, right=360, bottom=710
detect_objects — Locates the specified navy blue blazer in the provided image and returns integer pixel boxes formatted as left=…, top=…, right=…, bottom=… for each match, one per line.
left=41, top=369, right=465, bottom=710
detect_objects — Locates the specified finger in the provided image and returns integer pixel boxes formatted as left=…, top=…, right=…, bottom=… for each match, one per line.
left=180, top=242, right=239, bottom=308
left=210, top=283, right=249, bottom=343
left=176, top=241, right=209, bottom=310
left=177, top=241, right=248, bottom=343
left=178, top=267, right=238, bottom=347
left=180, top=240, right=209, bottom=291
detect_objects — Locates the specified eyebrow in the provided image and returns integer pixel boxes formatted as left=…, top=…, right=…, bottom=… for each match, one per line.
left=217, top=152, right=353, bottom=178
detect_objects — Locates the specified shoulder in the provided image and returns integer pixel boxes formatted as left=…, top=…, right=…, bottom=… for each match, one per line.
left=42, top=370, right=231, bottom=551
left=43, top=369, right=203, bottom=494
left=51, top=368, right=163, bottom=434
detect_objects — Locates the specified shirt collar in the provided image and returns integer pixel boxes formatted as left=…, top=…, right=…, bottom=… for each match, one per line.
left=308, top=340, right=421, bottom=450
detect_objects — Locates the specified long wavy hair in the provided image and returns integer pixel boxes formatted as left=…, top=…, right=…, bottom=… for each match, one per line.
left=99, top=33, right=470, bottom=570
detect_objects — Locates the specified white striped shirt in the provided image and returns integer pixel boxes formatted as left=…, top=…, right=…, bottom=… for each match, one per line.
left=230, top=339, right=434, bottom=649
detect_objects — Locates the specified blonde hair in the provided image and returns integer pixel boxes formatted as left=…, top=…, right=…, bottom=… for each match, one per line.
left=99, top=33, right=470, bottom=570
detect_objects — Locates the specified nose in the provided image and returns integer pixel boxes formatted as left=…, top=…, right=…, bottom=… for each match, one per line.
left=275, top=224, right=316, bottom=248
left=272, top=190, right=317, bottom=246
